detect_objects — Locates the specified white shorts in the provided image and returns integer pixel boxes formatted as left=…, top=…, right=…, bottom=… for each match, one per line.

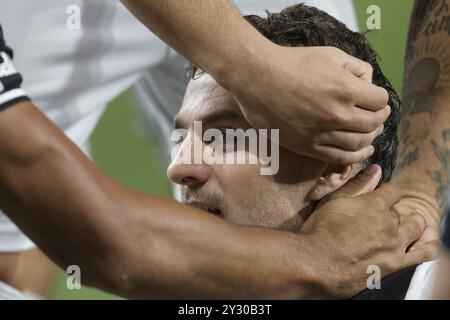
left=0, top=281, right=29, bottom=300
left=0, top=0, right=357, bottom=252
left=405, top=261, right=439, bottom=300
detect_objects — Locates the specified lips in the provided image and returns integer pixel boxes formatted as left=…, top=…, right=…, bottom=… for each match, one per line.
left=207, top=208, right=222, bottom=216
left=186, top=201, right=222, bottom=217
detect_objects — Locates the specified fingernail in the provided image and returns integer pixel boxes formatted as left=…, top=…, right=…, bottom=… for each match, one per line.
left=365, top=164, right=378, bottom=176
left=378, top=124, right=384, bottom=136
left=369, top=146, right=375, bottom=156
left=387, top=105, right=391, bottom=115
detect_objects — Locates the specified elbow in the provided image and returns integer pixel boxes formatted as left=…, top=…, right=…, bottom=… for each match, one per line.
left=78, top=240, right=139, bottom=298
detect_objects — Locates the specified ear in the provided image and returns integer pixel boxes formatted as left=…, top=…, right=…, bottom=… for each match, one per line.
left=307, top=165, right=354, bottom=202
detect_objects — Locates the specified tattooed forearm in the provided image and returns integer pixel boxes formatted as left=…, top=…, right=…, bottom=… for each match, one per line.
left=402, top=56, right=442, bottom=118
left=396, top=0, right=450, bottom=211
left=428, top=137, right=450, bottom=209
left=402, top=0, right=450, bottom=123
left=407, top=0, right=450, bottom=49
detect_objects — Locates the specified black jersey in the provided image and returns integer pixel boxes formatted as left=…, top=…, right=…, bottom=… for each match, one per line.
left=444, top=207, right=450, bottom=250
left=0, top=23, right=29, bottom=111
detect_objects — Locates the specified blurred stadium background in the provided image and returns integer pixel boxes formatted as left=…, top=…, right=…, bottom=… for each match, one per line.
left=50, top=0, right=414, bottom=299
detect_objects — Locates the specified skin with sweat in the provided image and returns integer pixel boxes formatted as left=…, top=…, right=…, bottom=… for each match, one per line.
left=169, top=74, right=356, bottom=231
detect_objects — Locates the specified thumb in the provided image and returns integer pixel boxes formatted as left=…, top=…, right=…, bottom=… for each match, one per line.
left=409, top=226, right=441, bottom=252
left=317, top=165, right=382, bottom=209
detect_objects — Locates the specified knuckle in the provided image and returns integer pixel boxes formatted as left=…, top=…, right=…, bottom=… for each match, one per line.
left=420, top=250, right=432, bottom=263
left=339, top=83, right=357, bottom=102
left=384, top=215, right=400, bottom=234
left=424, top=244, right=440, bottom=261
left=372, top=197, right=387, bottom=211
left=367, top=118, right=381, bottom=132
left=328, top=111, right=347, bottom=127
left=405, top=221, right=421, bottom=241
left=363, top=62, right=373, bottom=74
left=356, top=135, right=371, bottom=151
left=331, top=153, right=348, bottom=165
left=377, top=124, right=385, bottom=137
left=326, top=131, right=339, bottom=143
left=382, top=107, right=391, bottom=121
left=389, top=213, right=401, bottom=226
left=381, top=88, right=389, bottom=104
left=386, top=223, right=398, bottom=237
left=311, top=142, right=324, bottom=153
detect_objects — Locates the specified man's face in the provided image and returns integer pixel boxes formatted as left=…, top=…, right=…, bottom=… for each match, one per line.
left=168, top=74, right=349, bottom=231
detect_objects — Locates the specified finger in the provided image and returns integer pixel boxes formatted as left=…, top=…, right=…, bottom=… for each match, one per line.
left=337, top=106, right=391, bottom=133
left=321, top=125, right=384, bottom=151
left=403, top=240, right=440, bottom=268
left=390, top=205, right=402, bottom=227
left=326, top=47, right=373, bottom=83
left=343, top=58, right=373, bottom=83
left=316, top=165, right=381, bottom=207
left=315, top=144, right=375, bottom=165
left=323, top=47, right=386, bottom=110
left=409, top=226, right=441, bottom=252
left=352, top=77, right=389, bottom=111
left=336, top=164, right=382, bottom=197
left=399, top=210, right=427, bottom=250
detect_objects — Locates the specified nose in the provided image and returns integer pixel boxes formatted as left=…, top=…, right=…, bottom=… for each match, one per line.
left=167, top=162, right=211, bottom=187
left=167, top=136, right=211, bottom=188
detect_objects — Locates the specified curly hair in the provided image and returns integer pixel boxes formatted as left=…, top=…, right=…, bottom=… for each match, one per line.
left=192, top=3, right=401, bottom=183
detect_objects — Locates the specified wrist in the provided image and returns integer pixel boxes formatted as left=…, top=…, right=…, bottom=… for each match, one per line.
left=286, top=232, right=347, bottom=299
left=234, top=227, right=333, bottom=299
left=392, top=174, right=442, bottom=228
left=296, top=230, right=371, bottom=299
left=211, top=33, right=274, bottom=96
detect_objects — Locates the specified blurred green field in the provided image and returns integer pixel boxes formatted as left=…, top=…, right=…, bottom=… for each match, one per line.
left=50, top=0, right=414, bottom=299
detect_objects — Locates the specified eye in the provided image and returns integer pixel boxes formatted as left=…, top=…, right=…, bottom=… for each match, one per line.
left=219, top=128, right=241, bottom=152
left=215, top=128, right=238, bottom=147
left=203, top=128, right=233, bottom=146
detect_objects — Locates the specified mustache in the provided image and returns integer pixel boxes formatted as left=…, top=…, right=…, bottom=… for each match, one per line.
left=181, top=187, right=227, bottom=213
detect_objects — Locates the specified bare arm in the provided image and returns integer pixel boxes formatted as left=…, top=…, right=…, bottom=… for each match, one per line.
left=0, top=102, right=432, bottom=299
left=120, top=0, right=391, bottom=165
left=0, top=102, right=315, bottom=299
left=0, top=4, right=434, bottom=298
left=393, top=0, right=450, bottom=229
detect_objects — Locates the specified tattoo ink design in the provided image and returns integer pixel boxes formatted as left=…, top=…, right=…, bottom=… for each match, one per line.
left=409, top=0, right=450, bottom=45
left=403, top=56, right=443, bottom=118
left=397, top=147, right=420, bottom=172
left=403, top=0, right=450, bottom=118
left=427, top=137, right=450, bottom=210
left=397, top=0, right=450, bottom=179
left=443, top=128, right=450, bottom=141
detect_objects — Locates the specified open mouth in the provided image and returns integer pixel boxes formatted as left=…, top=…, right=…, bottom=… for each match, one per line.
left=207, top=208, right=222, bottom=216
left=186, top=201, right=222, bottom=217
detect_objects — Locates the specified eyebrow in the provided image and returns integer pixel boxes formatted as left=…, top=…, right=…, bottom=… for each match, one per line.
left=174, top=110, right=243, bottom=129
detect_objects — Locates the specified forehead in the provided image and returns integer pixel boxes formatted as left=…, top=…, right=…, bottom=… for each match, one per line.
left=177, top=74, right=241, bottom=126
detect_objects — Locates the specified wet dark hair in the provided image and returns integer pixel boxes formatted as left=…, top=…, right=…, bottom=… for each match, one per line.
left=191, top=3, right=400, bottom=183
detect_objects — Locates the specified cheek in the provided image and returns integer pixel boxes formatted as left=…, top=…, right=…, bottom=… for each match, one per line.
left=212, top=164, right=272, bottom=222
left=212, top=163, right=265, bottom=194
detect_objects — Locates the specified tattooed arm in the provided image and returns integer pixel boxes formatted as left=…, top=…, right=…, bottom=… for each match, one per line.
left=393, top=0, right=450, bottom=230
